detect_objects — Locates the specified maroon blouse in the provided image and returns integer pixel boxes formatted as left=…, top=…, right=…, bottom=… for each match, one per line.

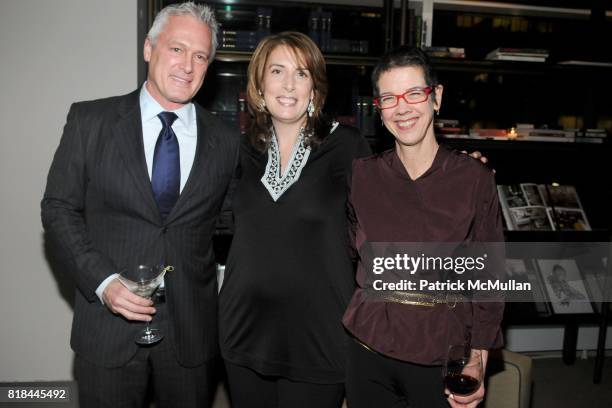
left=342, top=145, right=504, bottom=365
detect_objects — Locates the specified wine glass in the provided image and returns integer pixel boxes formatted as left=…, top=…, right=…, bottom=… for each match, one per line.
left=443, top=344, right=483, bottom=397
left=118, top=264, right=173, bottom=345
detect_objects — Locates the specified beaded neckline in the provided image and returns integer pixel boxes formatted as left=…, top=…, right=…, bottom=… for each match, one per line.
left=260, top=127, right=311, bottom=202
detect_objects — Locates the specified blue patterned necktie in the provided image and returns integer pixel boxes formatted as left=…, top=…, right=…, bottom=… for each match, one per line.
left=151, top=111, right=180, bottom=221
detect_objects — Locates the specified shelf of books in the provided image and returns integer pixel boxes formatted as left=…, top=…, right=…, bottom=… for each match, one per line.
left=426, top=53, right=612, bottom=81
left=212, top=1, right=383, bottom=54
left=216, top=50, right=379, bottom=66
left=430, top=57, right=612, bottom=75
left=439, top=131, right=610, bottom=151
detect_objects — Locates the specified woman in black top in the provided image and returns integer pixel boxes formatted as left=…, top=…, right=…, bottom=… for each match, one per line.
left=218, top=32, right=371, bottom=408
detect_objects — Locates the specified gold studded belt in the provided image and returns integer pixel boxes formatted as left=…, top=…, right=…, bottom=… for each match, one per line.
left=365, top=289, right=464, bottom=308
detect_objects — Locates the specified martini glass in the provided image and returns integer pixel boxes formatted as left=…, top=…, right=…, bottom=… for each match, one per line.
left=118, top=264, right=173, bottom=345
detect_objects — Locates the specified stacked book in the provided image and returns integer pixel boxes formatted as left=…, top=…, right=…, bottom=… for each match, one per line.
left=576, top=128, right=608, bottom=144
left=424, top=47, right=465, bottom=59
left=469, top=128, right=508, bottom=140
left=516, top=124, right=575, bottom=142
left=486, top=48, right=549, bottom=62
left=558, top=60, right=612, bottom=67
left=434, top=118, right=465, bottom=137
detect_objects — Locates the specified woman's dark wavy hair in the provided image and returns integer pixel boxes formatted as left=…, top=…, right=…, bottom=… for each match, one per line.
left=371, top=46, right=439, bottom=103
left=246, top=31, right=332, bottom=152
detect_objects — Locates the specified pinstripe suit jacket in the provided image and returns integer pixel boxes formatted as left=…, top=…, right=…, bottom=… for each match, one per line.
left=41, top=89, right=239, bottom=368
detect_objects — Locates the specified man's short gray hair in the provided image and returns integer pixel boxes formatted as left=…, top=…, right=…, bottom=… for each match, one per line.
left=147, top=2, right=219, bottom=60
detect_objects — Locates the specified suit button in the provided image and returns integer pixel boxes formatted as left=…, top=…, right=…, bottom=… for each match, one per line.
left=162, top=227, right=168, bottom=234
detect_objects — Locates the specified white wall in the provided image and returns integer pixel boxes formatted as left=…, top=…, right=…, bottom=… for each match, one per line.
left=506, top=326, right=612, bottom=353
left=0, top=0, right=137, bottom=381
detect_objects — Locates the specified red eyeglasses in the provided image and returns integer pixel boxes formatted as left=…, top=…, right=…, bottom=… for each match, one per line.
left=373, top=87, right=435, bottom=109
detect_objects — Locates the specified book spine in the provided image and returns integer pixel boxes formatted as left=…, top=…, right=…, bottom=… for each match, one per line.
left=238, top=91, right=250, bottom=135
left=415, top=16, right=422, bottom=49
left=308, top=11, right=320, bottom=48
left=322, top=12, right=332, bottom=53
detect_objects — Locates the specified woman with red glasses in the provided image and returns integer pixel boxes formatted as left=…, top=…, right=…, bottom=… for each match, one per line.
left=342, top=46, right=505, bottom=408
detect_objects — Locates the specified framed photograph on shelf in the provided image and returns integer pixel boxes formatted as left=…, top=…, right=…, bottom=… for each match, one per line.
left=536, top=259, right=593, bottom=314
left=505, top=258, right=550, bottom=315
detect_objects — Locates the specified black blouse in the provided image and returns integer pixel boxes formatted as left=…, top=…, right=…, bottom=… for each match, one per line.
left=219, top=125, right=371, bottom=384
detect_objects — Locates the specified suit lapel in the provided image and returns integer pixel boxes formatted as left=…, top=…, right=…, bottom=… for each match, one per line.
left=112, top=90, right=160, bottom=219
left=166, top=104, right=216, bottom=222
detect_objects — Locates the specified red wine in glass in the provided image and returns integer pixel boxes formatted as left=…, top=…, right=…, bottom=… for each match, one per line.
left=445, top=372, right=481, bottom=395
left=444, top=345, right=483, bottom=396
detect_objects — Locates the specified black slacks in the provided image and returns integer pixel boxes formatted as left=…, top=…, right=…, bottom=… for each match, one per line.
left=75, top=302, right=217, bottom=408
left=345, top=339, right=448, bottom=408
left=225, top=362, right=345, bottom=408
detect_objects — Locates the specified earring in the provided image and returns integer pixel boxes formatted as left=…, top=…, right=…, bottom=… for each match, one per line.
left=435, top=109, right=440, bottom=116
left=257, top=90, right=266, bottom=112
left=307, top=99, right=315, bottom=117
left=259, top=94, right=266, bottom=112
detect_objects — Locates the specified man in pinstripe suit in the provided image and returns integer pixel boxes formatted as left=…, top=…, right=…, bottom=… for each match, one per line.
left=41, top=3, right=238, bottom=407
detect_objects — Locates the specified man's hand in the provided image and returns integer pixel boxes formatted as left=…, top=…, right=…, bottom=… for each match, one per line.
left=462, top=150, right=488, bottom=164
left=446, top=382, right=485, bottom=408
left=102, top=279, right=155, bottom=321
left=462, top=150, right=495, bottom=173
